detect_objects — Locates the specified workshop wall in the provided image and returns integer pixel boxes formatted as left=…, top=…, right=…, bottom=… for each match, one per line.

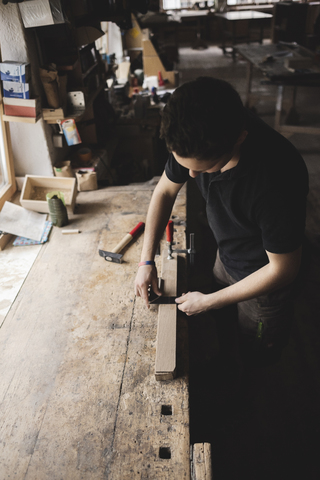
left=0, top=4, right=55, bottom=177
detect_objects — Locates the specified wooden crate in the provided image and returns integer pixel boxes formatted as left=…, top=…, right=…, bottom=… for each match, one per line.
left=20, top=175, right=77, bottom=213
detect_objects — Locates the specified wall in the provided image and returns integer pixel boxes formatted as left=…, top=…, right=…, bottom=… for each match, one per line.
left=108, top=21, right=124, bottom=61
left=0, top=4, right=54, bottom=177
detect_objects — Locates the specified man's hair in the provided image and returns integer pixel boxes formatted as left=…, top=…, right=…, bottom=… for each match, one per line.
left=160, top=77, right=245, bottom=160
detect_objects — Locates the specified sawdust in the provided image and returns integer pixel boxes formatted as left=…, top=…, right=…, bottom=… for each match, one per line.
left=30, top=187, right=72, bottom=203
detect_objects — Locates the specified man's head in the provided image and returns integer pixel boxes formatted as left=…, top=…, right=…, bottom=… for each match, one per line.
left=160, top=77, right=246, bottom=163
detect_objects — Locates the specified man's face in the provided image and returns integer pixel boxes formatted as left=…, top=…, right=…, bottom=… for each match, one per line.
left=173, top=151, right=234, bottom=178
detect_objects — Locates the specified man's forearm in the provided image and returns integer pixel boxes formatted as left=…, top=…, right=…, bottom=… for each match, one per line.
left=207, top=263, right=290, bottom=309
left=206, top=251, right=300, bottom=311
left=140, top=186, right=177, bottom=261
left=176, top=247, right=301, bottom=316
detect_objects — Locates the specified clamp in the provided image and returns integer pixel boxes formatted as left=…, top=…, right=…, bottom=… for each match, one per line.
left=166, top=220, right=196, bottom=267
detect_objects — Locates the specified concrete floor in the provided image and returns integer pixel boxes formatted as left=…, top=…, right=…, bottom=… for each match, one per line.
left=180, top=45, right=320, bottom=479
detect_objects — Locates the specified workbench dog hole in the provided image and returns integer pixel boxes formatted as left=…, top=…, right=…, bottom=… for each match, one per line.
left=161, top=405, right=172, bottom=416
left=159, top=447, right=171, bottom=459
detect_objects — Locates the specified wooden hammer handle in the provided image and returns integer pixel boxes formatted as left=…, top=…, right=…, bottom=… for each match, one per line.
left=111, top=222, right=145, bottom=254
left=112, top=233, right=133, bottom=253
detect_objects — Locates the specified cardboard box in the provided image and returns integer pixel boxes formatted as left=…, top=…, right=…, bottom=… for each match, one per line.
left=20, top=175, right=77, bottom=213
left=0, top=61, right=30, bottom=83
left=3, top=97, right=40, bottom=118
left=142, top=39, right=178, bottom=89
left=2, top=81, right=30, bottom=99
left=54, top=160, right=74, bottom=177
left=75, top=171, right=98, bottom=191
left=72, top=149, right=112, bottom=184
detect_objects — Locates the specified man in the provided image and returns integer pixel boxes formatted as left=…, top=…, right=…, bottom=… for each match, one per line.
left=135, top=77, right=309, bottom=362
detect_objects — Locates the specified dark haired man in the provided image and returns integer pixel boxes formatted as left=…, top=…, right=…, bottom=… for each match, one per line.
left=135, top=77, right=308, bottom=363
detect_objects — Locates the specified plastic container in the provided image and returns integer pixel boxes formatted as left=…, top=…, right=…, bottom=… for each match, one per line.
left=46, top=192, right=68, bottom=227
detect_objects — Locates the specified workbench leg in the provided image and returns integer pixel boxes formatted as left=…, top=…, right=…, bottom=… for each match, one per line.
left=221, top=19, right=226, bottom=54
left=286, top=86, right=300, bottom=125
left=260, top=24, right=264, bottom=44
left=245, top=61, right=253, bottom=108
left=232, top=22, right=237, bottom=61
left=193, top=18, right=208, bottom=50
left=274, top=85, right=284, bottom=132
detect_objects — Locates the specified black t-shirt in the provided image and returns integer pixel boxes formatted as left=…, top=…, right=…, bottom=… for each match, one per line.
left=165, top=110, right=309, bottom=280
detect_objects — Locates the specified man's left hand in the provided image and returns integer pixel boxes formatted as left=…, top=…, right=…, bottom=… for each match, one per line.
left=175, top=291, right=209, bottom=316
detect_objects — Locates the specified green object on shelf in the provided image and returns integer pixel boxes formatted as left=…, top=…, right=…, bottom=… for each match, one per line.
left=46, top=191, right=68, bottom=227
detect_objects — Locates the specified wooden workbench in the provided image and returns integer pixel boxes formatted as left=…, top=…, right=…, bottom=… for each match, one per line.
left=0, top=180, right=190, bottom=479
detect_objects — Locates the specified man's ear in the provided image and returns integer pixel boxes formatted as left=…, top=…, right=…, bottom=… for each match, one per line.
left=236, top=130, right=248, bottom=146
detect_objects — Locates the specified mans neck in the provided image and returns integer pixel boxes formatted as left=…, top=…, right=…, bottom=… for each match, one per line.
left=221, top=149, right=240, bottom=173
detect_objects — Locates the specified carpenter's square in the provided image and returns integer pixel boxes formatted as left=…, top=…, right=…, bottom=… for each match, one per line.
left=148, top=279, right=177, bottom=305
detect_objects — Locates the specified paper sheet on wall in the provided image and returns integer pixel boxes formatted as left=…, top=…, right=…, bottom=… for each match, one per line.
left=19, top=1, right=54, bottom=28
left=0, top=202, right=47, bottom=242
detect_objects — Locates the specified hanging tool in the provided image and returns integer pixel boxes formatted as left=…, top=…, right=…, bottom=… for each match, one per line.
left=99, top=221, right=145, bottom=264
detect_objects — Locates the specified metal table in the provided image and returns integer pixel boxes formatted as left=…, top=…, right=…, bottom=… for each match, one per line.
left=237, top=42, right=320, bottom=136
left=176, top=9, right=213, bottom=50
left=215, top=10, right=273, bottom=59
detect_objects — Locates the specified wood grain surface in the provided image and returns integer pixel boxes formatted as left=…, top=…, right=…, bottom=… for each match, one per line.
left=0, top=181, right=190, bottom=479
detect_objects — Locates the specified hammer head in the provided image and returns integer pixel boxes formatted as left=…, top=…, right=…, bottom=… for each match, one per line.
left=99, top=249, right=123, bottom=264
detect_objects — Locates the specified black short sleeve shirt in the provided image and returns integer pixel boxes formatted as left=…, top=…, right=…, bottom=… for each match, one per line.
left=165, top=111, right=309, bottom=280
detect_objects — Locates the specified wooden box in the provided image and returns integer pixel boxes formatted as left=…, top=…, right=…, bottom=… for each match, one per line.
left=20, top=175, right=77, bottom=213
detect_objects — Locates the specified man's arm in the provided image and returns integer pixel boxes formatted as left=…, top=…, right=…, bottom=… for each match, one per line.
left=176, top=246, right=302, bottom=315
left=135, top=172, right=185, bottom=307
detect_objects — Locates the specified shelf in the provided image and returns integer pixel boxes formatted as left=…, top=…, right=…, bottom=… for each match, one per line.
left=2, top=114, right=41, bottom=124
left=42, top=82, right=105, bottom=124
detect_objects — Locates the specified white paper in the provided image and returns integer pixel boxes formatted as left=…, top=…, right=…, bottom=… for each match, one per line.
left=19, top=1, right=54, bottom=28
left=0, top=202, right=47, bottom=242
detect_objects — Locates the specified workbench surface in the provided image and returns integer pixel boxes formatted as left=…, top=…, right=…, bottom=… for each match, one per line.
left=0, top=180, right=190, bottom=479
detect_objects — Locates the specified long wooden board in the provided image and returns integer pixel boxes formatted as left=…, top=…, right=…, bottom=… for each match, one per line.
left=0, top=181, right=190, bottom=479
left=155, top=251, right=178, bottom=380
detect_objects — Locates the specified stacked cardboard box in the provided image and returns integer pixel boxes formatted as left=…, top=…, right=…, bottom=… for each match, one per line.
left=0, top=61, right=40, bottom=119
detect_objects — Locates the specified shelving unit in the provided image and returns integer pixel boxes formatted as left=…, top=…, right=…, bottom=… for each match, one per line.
left=34, top=23, right=106, bottom=143
left=42, top=83, right=105, bottom=124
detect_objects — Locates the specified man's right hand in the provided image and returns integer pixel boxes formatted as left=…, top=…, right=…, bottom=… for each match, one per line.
left=134, top=265, right=162, bottom=308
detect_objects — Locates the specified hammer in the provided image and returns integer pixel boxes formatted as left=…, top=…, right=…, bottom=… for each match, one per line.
left=99, top=221, right=145, bottom=263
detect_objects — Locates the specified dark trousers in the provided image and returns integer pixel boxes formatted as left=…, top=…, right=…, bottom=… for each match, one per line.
left=213, top=251, right=295, bottom=367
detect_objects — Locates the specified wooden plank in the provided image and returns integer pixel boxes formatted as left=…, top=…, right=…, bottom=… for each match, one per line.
left=0, top=233, right=13, bottom=251
left=155, top=250, right=178, bottom=380
left=0, top=76, right=17, bottom=210
left=0, top=182, right=189, bottom=479
left=192, top=443, right=212, bottom=480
